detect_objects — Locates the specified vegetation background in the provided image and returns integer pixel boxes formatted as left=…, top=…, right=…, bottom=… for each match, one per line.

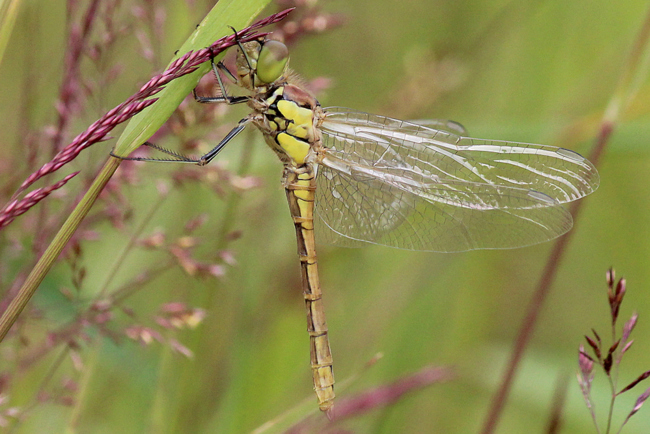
left=1, top=0, right=649, bottom=433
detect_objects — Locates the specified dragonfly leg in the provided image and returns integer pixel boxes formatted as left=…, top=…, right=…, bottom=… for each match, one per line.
left=229, top=25, right=257, bottom=77
left=198, top=117, right=250, bottom=165
left=110, top=117, right=251, bottom=165
left=110, top=142, right=199, bottom=164
left=192, top=58, right=249, bottom=105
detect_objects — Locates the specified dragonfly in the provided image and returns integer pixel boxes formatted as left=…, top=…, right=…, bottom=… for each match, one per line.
left=119, top=35, right=599, bottom=412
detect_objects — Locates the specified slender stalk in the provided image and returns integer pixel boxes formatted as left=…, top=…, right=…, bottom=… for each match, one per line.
left=0, top=156, right=121, bottom=342
left=0, top=4, right=290, bottom=343
left=606, top=375, right=616, bottom=434
left=96, top=191, right=170, bottom=299
left=480, top=215, right=579, bottom=434
left=65, top=337, right=101, bottom=433
left=480, top=5, right=650, bottom=432
left=545, top=373, right=570, bottom=434
left=0, top=0, right=22, bottom=67
left=215, top=130, right=257, bottom=250
left=149, top=335, right=176, bottom=434
left=8, top=346, right=71, bottom=433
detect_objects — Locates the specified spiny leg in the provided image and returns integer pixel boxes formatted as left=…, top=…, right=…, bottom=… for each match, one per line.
left=110, top=117, right=251, bottom=165
left=193, top=57, right=249, bottom=105
left=114, top=41, right=254, bottom=165
left=194, top=27, right=252, bottom=106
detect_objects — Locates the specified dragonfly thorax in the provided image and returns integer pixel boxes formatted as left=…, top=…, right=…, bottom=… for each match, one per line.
left=234, top=38, right=325, bottom=169
left=253, top=83, right=324, bottom=168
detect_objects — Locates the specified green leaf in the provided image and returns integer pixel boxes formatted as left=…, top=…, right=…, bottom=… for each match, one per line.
left=0, top=0, right=22, bottom=68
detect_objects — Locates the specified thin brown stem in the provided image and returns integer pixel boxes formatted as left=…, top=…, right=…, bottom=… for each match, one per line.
left=480, top=3, right=650, bottom=429
left=545, top=373, right=570, bottom=434
left=480, top=203, right=580, bottom=434
left=482, top=122, right=612, bottom=434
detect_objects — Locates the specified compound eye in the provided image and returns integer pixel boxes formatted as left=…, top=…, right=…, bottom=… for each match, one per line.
left=256, top=40, right=289, bottom=84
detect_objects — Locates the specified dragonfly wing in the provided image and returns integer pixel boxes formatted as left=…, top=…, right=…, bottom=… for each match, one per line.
left=408, top=118, right=468, bottom=136
left=314, top=108, right=598, bottom=252
left=316, top=153, right=573, bottom=251
left=320, top=107, right=599, bottom=203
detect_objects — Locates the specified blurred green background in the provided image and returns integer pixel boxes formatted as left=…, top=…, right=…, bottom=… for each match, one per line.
left=1, top=0, right=650, bottom=433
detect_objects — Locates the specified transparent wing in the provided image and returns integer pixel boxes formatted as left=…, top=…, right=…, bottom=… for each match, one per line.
left=408, top=118, right=468, bottom=136
left=314, top=107, right=599, bottom=252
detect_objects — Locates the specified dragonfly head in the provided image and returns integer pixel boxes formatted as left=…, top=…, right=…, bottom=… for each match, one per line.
left=237, top=39, right=289, bottom=90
